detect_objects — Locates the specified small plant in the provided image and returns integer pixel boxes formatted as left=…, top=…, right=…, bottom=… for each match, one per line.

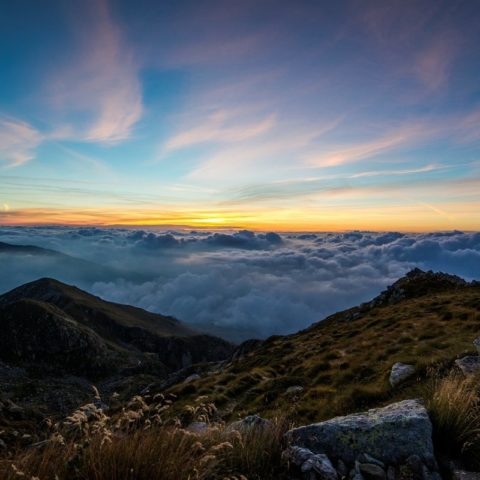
left=427, top=372, right=480, bottom=468
left=0, top=391, right=290, bottom=480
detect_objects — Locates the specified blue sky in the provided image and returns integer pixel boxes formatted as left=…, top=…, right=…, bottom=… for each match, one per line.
left=1, top=0, right=479, bottom=230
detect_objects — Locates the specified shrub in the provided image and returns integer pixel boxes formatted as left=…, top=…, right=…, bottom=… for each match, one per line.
left=427, top=372, right=480, bottom=468
left=0, top=393, right=290, bottom=480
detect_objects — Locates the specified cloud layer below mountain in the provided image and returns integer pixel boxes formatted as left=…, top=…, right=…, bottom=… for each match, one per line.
left=0, top=227, right=478, bottom=341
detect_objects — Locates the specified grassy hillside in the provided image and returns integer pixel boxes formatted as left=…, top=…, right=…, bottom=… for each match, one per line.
left=168, top=271, right=480, bottom=423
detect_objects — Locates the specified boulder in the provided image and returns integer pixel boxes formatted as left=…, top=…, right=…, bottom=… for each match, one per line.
left=389, top=363, right=416, bottom=387
left=284, top=399, right=435, bottom=466
left=227, top=414, right=270, bottom=432
left=286, top=385, right=304, bottom=396
left=284, top=446, right=338, bottom=480
left=183, top=373, right=201, bottom=384
left=359, top=463, right=386, bottom=480
left=455, top=356, right=480, bottom=376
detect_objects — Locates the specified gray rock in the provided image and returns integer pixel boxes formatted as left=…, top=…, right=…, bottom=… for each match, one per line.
left=456, top=356, right=480, bottom=376
left=359, top=464, right=386, bottom=480
left=308, top=454, right=338, bottom=480
left=285, top=446, right=338, bottom=480
left=452, top=471, right=480, bottom=480
left=285, top=445, right=315, bottom=466
left=0, top=438, right=6, bottom=450
left=228, top=414, right=270, bottom=432
left=284, top=399, right=435, bottom=465
left=389, top=363, right=416, bottom=387
left=358, top=453, right=385, bottom=469
left=474, top=337, right=480, bottom=355
left=286, top=385, right=304, bottom=396
left=183, top=373, right=201, bottom=384
left=405, top=455, right=423, bottom=475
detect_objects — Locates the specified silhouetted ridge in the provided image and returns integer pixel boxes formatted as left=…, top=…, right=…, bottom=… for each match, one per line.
left=0, top=278, right=234, bottom=378
left=367, top=268, right=468, bottom=307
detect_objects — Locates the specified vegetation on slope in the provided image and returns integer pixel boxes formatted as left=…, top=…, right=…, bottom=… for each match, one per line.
left=168, top=276, right=480, bottom=424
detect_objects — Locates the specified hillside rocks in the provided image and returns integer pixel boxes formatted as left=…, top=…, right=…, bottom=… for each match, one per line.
left=456, top=337, right=480, bottom=376
left=285, top=400, right=438, bottom=479
left=389, top=363, right=416, bottom=387
left=227, top=414, right=271, bottom=432
left=366, top=268, right=467, bottom=308
left=455, top=356, right=480, bottom=376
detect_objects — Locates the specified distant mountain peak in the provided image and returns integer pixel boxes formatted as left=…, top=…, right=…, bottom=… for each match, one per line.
left=368, top=268, right=467, bottom=308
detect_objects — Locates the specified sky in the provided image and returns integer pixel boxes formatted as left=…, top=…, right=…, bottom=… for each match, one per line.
left=1, top=0, right=479, bottom=231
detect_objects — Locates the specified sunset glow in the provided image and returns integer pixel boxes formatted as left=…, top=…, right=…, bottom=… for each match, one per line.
left=1, top=1, right=479, bottom=231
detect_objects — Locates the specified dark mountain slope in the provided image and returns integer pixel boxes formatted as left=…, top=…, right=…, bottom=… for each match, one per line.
left=168, top=269, right=480, bottom=423
left=0, top=278, right=234, bottom=376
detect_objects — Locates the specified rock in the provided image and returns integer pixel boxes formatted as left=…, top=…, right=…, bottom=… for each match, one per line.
left=452, top=471, right=480, bottom=480
left=307, top=454, right=338, bottom=480
left=389, top=363, right=416, bottom=387
left=337, top=459, right=349, bottom=478
left=405, top=455, right=423, bottom=476
left=387, top=466, right=395, bottom=480
left=358, top=453, right=385, bottom=469
left=228, top=414, right=270, bottom=432
left=6, top=399, right=23, bottom=415
left=455, top=356, right=480, bottom=376
left=284, top=399, right=435, bottom=466
left=187, top=421, right=209, bottom=434
left=474, top=337, right=480, bottom=355
left=0, top=438, right=6, bottom=450
left=285, top=445, right=315, bottom=466
left=286, top=385, right=304, bottom=396
left=183, top=373, right=201, bottom=384
left=284, top=446, right=337, bottom=480
left=359, top=464, right=386, bottom=480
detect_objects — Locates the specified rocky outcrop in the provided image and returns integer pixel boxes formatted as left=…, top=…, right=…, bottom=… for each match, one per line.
left=389, top=362, right=416, bottom=387
left=455, top=356, right=480, bottom=376
left=285, top=400, right=438, bottom=479
left=455, top=337, right=480, bottom=376
left=366, top=268, right=467, bottom=308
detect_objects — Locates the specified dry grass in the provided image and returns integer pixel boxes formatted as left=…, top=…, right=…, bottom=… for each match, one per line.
left=0, top=392, right=290, bottom=480
left=428, top=372, right=480, bottom=468
left=169, top=286, right=480, bottom=423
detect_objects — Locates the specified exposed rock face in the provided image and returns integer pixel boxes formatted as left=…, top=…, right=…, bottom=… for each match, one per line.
left=389, top=363, right=416, bottom=387
left=455, top=356, right=480, bottom=376
left=366, top=268, right=467, bottom=308
left=284, top=400, right=435, bottom=466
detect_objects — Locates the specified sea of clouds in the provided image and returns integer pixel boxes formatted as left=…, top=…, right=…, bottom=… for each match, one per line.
left=0, top=226, right=479, bottom=341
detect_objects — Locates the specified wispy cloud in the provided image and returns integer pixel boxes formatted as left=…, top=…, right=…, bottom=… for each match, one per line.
left=305, top=123, right=434, bottom=167
left=48, top=0, right=142, bottom=143
left=164, top=110, right=276, bottom=152
left=413, top=33, right=459, bottom=92
left=0, top=117, right=43, bottom=168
